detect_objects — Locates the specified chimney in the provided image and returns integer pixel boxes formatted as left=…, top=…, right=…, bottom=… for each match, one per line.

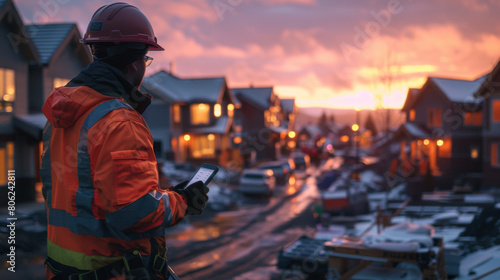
left=169, top=61, right=176, bottom=74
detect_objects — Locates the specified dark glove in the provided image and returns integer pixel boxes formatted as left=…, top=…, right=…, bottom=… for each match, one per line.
left=170, top=180, right=209, bottom=215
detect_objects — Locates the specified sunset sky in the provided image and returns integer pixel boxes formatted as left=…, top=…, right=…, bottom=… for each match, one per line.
left=15, top=0, right=500, bottom=110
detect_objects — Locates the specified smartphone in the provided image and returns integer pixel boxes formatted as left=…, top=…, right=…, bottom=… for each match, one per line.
left=185, top=163, right=219, bottom=189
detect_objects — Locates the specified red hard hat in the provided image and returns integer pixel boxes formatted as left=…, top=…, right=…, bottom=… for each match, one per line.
left=82, top=2, right=164, bottom=51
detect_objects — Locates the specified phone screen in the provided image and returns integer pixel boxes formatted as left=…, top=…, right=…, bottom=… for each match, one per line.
left=186, top=167, right=216, bottom=188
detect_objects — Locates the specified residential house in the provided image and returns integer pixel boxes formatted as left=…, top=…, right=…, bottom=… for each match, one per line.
left=281, top=98, right=296, bottom=132
left=0, top=0, right=39, bottom=203
left=474, top=60, right=500, bottom=188
left=0, top=0, right=91, bottom=203
left=142, top=71, right=240, bottom=168
left=232, top=86, right=286, bottom=165
left=280, top=98, right=297, bottom=153
left=396, top=75, right=487, bottom=187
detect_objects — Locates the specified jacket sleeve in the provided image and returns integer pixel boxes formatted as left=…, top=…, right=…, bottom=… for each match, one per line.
left=90, top=113, right=187, bottom=234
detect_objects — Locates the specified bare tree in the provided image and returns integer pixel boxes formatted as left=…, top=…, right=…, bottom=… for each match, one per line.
left=369, top=50, right=404, bottom=133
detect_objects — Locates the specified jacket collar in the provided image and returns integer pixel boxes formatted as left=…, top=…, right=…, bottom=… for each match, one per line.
left=67, top=60, right=151, bottom=114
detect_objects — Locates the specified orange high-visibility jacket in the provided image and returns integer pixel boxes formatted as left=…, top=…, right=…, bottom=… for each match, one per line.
left=41, top=80, right=187, bottom=278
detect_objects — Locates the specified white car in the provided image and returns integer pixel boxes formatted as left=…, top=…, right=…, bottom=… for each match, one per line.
left=238, top=169, right=276, bottom=196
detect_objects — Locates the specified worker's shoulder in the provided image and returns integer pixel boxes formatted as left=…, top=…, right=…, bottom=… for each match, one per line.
left=91, top=99, right=147, bottom=128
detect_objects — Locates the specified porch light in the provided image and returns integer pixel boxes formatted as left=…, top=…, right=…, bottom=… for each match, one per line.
left=351, top=124, right=359, bottom=132
left=208, top=134, right=215, bottom=141
left=233, top=136, right=242, bottom=144
left=436, top=139, right=444, bottom=146
left=288, top=131, right=296, bottom=139
left=183, top=134, right=191, bottom=141
left=423, top=139, right=430, bottom=145
left=340, top=135, right=349, bottom=142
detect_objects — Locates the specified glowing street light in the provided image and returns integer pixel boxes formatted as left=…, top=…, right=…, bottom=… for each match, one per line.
left=183, top=134, right=191, bottom=141
left=288, top=131, right=296, bottom=139
left=351, top=124, right=359, bottom=132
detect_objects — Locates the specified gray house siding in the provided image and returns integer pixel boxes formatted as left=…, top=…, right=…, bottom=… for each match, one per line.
left=142, top=102, right=171, bottom=159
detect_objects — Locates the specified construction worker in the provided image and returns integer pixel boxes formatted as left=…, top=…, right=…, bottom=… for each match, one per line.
left=40, top=3, right=208, bottom=279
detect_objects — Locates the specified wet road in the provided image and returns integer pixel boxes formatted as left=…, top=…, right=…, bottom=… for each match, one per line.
left=166, top=171, right=322, bottom=280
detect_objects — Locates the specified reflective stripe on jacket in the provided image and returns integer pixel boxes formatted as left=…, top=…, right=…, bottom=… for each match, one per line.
left=41, top=81, right=187, bottom=277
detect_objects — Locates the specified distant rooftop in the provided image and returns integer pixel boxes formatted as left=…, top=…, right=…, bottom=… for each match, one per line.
left=26, top=23, right=75, bottom=65
left=281, top=98, right=295, bottom=113
left=430, top=75, right=487, bottom=103
left=232, top=87, right=273, bottom=109
left=143, top=71, right=226, bottom=103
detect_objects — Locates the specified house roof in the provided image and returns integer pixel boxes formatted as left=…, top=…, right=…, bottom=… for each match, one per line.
left=475, top=60, right=500, bottom=98
left=26, top=23, right=77, bottom=65
left=189, top=116, right=232, bottom=134
left=13, top=113, right=47, bottom=140
left=281, top=98, right=295, bottom=114
left=300, top=125, right=323, bottom=137
left=142, top=71, right=230, bottom=104
left=232, top=87, right=273, bottom=109
left=430, top=75, right=487, bottom=104
left=0, top=0, right=39, bottom=63
left=394, top=123, right=432, bottom=141
left=401, top=88, right=420, bottom=112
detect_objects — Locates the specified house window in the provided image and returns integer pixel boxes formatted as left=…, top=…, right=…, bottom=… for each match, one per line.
left=464, top=111, right=482, bottom=126
left=191, top=135, right=215, bottom=158
left=53, top=78, right=70, bottom=88
left=0, top=142, right=14, bottom=185
left=470, top=146, right=479, bottom=159
left=492, top=143, right=500, bottom=167
left=437, top=138, right=452, bottom=158
left=409, top=109, right=415, bottom=121
left=0, top=68, right=15, bottom=113
left=227, top=104, right=234, bottom=118
left=428, top=108, right=442, bottom=127
left=190, top=103, right=210, bottom=125
left=214, top=104, right=221, bottom=117
left=172, top=104, right=181, bottom=123
left=493, top=100, right=500, bottom=123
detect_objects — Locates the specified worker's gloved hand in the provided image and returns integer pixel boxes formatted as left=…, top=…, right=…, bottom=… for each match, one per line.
left=171, top=181, right=209, bottom=215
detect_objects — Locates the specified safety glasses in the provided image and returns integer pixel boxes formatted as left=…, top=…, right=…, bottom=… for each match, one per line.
left=144, top=55, right=153, bottom=67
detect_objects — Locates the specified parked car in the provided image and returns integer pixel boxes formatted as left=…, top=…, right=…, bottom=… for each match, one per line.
left=290, top=152, right=310, bottom=170
left=239, top=169, right=276, bottom=196
left=257, top=160, right=292, bottom=185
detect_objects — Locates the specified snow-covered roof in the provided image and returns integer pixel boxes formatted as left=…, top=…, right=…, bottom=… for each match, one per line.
left=430, top=75, right=487, bottom=104
left=143, top=71, right=227, bottom=104
left=281, top=98, right=295, bottom=114
left=401, top=88, right=420, bottom=112
left=300, top=125, right=323, bottom=137
left=189, top=116, right=231, bottom=134
left=26, top=23, right=76, bottom=65
left=475, top=60, right=500, bottom=98
left=13, top=113, right=47, bottom=140
left=232, top=87, right=273, bottom=109
left=393, top=123, right=432, bottom=141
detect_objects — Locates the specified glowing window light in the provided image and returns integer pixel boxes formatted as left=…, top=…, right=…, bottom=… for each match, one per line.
left=214, top=104, right=221, bottom=117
